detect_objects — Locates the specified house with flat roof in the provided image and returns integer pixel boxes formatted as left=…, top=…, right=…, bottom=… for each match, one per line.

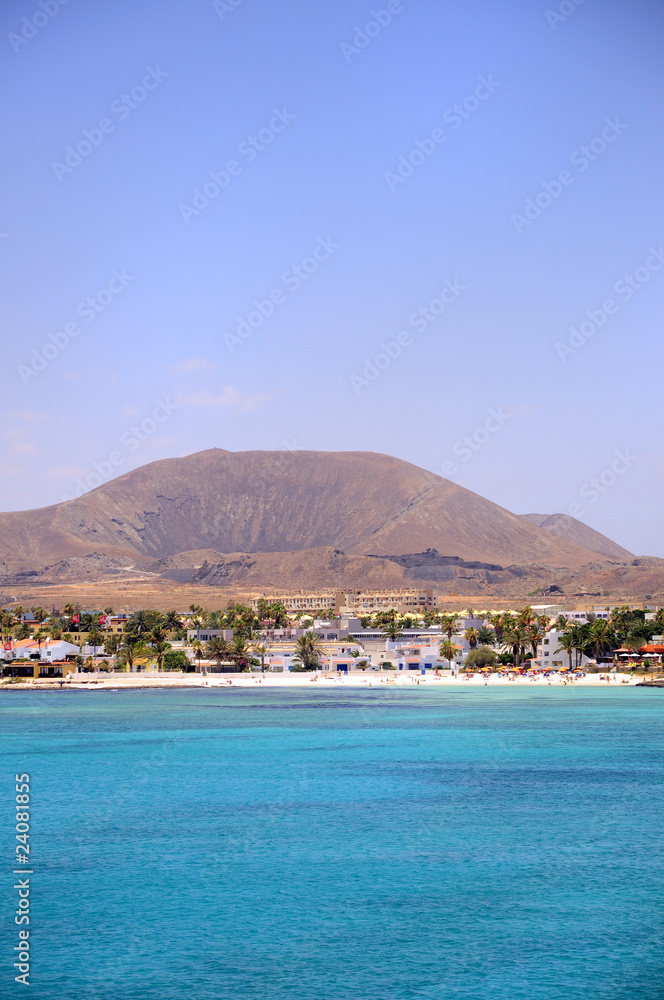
left=3, top=638, right=80, bottom=662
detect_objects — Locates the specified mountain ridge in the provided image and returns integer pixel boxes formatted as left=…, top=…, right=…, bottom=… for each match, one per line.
left=519, top=512, right=633, bottom=560
left=0, top=449, right=645, bottom=596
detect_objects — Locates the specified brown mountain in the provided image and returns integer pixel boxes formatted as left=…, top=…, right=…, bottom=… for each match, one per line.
left=519, top=513, right=632, bottom=561
left=0, top=450, right=617, bottom=582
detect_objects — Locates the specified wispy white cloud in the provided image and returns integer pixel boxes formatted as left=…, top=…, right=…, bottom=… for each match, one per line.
left=1, top=411, right=52, bottom=454
left=172, top=357, right=216, bottom=374
left=5, top=409, right=51, bottom=425
left=9, top=442, right=38, bottom=456
left=180, top=386, right=272, bottom=412
left=45, top=463, right=90, bottom=480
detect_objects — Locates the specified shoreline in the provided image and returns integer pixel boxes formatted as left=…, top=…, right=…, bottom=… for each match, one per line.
left=0, top=671, right=653, bottom=691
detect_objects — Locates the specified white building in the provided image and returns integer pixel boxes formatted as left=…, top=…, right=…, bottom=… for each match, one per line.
left=4, top=638, right=80, bottom=661
left=537, top=630, right=592, bottom=670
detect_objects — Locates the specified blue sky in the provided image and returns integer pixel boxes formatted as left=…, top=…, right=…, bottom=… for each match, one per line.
left=1, top=0, right=663, bottom=556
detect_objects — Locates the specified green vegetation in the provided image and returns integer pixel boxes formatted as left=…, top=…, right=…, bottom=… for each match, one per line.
left=465, top=646, right=498, bottom=668
left=163, top=650, right=190, bottom=671
left=255, top=599, right=290, bottom=627
left=439, top=640, right=457, bottom=667
left=2, top=599, right=663, bottom=678
left=204, top=637, right=232, bottom=667
left=292, top=631, right=324, bottom=671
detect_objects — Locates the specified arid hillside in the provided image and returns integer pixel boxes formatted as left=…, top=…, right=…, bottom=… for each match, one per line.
left=0, top=448, right=658, bottom=603
left=519, top=513, right=633, bottom=561
left=0, top=448, right=602, bottom=569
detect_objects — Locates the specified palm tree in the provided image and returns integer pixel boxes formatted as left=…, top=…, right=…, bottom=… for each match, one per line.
left=162, top=611, right=183, bottom=634
left=104, top=633, right=121, bottom=657
left=126, top=609, right=163, bottom=637
left=34, top=630, right=48, bottom=656
left=439, top=640, right=458, bottom=670
left=502, top=625, right=531, bottom=667
left=147, top=640, right=171, bottom=671
left=191, top=639, right=204, bottom=671
left=251, top=642, right=269, bottom=673
left=439, top=614, right=459, bottom=641
left=526, top=621, right=545, bottom=660
left=382, top=620, right=404, bottom=642
left=31, top=606, right=47, bottom=623
left=569, top=624, right=589, bottom=669
left=476, top=626, right=495, bottom=647
left=46, top=619, right=63, bottom=640
left=187, top=604, right=205, bottom=630
left=625, top=632, right=644, bottom=662
left=517, top=605, right=536, bottom=626
left=487, top=612, right=508, bottom=644
left=88, top=628, right=103, bottom=650
left=117, top=635, right=145, bottom=671
left=230, top=636, right=252, bottom=670
left=202, top=610, right=223, bottom=629
left=292, top=631, right=324, bottom=671
left=204, top=637, right=232, bottom=669
left=464, top=627, right=478, bottom=650
left=554, top=632, right=575, bottom=671
left=1, top=610, right=17, bottom=641
left=588, top=619, right=614, bottom=664
left=268, top=601, right=290, bottom=628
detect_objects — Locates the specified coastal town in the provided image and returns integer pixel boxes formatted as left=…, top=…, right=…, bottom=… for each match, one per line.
left=2, top=587, right=662, bottom=685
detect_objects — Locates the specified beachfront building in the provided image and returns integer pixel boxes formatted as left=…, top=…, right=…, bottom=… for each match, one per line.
left=2, top=659, right=78, bottom=680
left=345, top=625, right=470, bottom=671
left=2, top=637, right=80, bottom=662
left=616, top=638, right=664, bottom=667
left=186, top=628, right=234, bottom=642
left=2, top=637, right=80, bottom=679
left=388, top=643, right=448, bottom=672
left=264, top=638, right=364, bottom=672
left=348, top=625, right=442, bottom=655
left=536, top=630, right=593, bottom=670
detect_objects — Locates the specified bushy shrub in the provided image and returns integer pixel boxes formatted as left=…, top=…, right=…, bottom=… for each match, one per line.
left=465, top=646, right=498, bottom=668
left=163, top=650, right=190, bottom=671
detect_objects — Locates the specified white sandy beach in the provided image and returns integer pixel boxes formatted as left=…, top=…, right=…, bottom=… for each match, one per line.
left=1, top=671, right=650, bottom=690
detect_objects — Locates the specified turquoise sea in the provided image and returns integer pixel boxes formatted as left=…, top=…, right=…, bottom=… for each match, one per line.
left=2, top=687, right=664, bottom=999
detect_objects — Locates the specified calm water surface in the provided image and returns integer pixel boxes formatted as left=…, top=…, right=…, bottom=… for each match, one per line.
left=1, top=686, right=663, bottom=999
